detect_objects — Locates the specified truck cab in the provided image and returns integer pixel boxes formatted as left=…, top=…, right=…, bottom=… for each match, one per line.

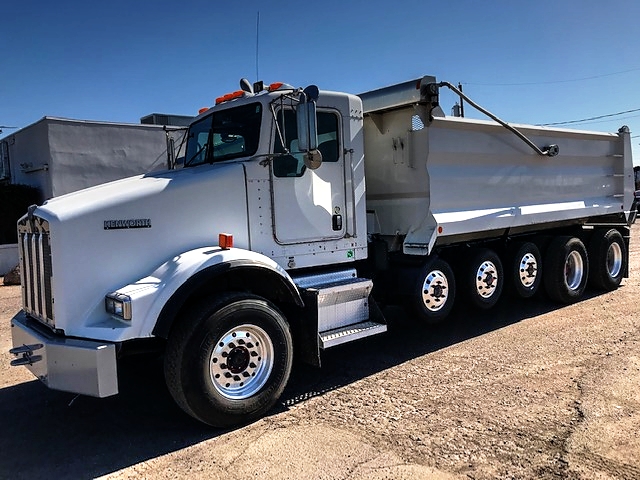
left=10, top=80, right=383, bottom=427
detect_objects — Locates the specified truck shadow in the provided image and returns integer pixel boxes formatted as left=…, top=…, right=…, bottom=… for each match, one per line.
left=281, top=290, right=573, bottom=407
left=0, top=289, right=606, bottom=479
left=0, top=355, right=210, bottom=480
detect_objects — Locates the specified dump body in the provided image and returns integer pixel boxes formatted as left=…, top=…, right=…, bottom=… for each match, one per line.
left=363, top=103, right=634, bottom=255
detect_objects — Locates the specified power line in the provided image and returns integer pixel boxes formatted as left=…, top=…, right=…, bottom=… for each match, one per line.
left=556, top=114, right=640, bottom=128
left=539, top=108, right=640, bottom=127
left=0, top=125, right=17, bottom=134
left=464, top=67, right=640, bottom=86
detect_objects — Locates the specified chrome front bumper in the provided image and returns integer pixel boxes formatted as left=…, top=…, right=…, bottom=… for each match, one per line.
left=10, top=311, right=118, bottom=398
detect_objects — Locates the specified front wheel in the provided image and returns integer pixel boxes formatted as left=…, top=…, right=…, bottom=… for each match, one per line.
left=164, top=293, right=293, bottom=427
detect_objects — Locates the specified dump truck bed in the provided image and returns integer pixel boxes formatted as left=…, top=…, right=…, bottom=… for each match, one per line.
left=363, top=108, right=634, bottom=254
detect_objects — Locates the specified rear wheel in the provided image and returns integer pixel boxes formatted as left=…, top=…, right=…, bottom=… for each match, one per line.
left=507, top=242, right=542, bottom=298
left=409, top=257, right=456, bottom=324
left=543, top=236, right=589, bottom=303
left=588, top=228, right=626, bottom=291
left=460, top=248, right=504, bottom=309
left=164, top=293, right=293, bottom=427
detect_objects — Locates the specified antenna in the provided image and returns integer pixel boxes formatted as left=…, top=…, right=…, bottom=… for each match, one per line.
left=255, top=11, right=260, bottom=82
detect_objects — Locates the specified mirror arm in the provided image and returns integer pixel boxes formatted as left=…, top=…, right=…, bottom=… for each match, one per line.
left=269, top=103, right=289, bottom=154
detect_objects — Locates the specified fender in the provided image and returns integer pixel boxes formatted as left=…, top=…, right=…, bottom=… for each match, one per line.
left=109, top=246, right=303, bottom=340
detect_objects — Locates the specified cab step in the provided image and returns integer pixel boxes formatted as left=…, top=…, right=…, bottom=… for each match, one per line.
left=320, top=320, right=387, bottom=349
left=294, top=269, right=387, bottom=349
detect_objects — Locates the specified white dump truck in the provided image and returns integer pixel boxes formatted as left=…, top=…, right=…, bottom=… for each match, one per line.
left=10, top=76, right=635, bottom=427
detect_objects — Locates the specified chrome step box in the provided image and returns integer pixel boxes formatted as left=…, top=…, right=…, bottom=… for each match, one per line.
left=294, top=270, right=387, bottom=350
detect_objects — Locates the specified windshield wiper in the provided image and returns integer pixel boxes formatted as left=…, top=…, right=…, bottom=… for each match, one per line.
left=184, top=143, right=206, bottom=167
left=205, top=133, right=215, bottom=164
left=184, top=128, right=213, bottom=167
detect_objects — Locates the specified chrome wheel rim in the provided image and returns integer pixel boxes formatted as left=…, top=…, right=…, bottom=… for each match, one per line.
left=475, top=261, right=499, bottom=298
left=421, top=270, right=449, bottom=312
left=209, top=324, right=274, bottom=400
left=606, top=242, right=623, bottom=278
left=565, top=251, right=584, bottom=290
left=519, top=252, right=538, bottom=288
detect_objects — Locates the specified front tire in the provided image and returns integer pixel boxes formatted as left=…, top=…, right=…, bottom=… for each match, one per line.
left=164, top=293, right=293, bottom=427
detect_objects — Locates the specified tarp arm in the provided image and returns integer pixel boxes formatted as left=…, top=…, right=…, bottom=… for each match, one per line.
left=433, top=81, right=559, bottom=158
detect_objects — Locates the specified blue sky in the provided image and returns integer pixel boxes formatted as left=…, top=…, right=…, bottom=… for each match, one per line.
left=2, top=0, right=639, bottom=164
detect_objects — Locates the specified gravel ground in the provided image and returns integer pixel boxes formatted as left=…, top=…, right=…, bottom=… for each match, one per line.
left=1, top=224, right=639, bottom=480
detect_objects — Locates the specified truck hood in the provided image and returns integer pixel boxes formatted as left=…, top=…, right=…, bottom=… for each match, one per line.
left=34, top=162, right=249, bottom=333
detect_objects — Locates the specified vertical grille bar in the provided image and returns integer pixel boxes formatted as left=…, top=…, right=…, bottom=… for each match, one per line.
left=43, top=234, right=54, bottom=321
left=36, top=234, right=47, bottom=318
left=19, top=233, right=28, bottom=310
left=23, top=233, right=34, bottom=313
left=30, top=234, right=41, bottom=315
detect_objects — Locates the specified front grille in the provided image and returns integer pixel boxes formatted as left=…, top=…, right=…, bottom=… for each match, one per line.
left=18, top=215, right=54, bottom=327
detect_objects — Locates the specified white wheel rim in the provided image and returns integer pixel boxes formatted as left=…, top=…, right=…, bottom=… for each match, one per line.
left=421, top=270, right=449, bottom=312
left=518, top=252, right=538, bottom=288
left=209, top=324, right=274, bottom=400
left=475, top=261, right=499, bottom=298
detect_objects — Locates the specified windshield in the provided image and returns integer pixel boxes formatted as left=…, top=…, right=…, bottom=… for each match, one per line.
left=184, top=102, right=262, bottom=167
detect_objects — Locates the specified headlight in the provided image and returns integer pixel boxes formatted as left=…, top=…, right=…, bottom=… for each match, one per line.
left=105, top=293, right=132, bottom=321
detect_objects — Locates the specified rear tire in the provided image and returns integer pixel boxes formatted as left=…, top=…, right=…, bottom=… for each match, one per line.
left=460, top=248, right=504, bottom=310
left=543, top=236, right=589, bottom=303
left=588, top=229, right=626, bottom=291
left=164, top=293, right=293, bottom=427
left=507, top=242, right=542, bottom=298
left=409, top=257, right=456, bottom=324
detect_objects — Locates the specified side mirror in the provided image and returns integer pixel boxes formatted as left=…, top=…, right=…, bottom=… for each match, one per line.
left=297, top=85, right=322, bottom=170
left=296, top=99, right=318, bottom=151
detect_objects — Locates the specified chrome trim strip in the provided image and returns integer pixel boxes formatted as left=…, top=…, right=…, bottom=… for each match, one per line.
left=30, top=233, right=40, bottom=316
left=23, top=234, right=33, bottom=313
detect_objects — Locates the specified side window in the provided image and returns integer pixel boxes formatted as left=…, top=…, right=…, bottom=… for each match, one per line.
left=316, top=113, right=340, bottom=163
left=273, top=110, right=340, bottom=178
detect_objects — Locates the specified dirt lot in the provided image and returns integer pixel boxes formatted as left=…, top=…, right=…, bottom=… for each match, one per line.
left=1, top=225, right=639, bottom=480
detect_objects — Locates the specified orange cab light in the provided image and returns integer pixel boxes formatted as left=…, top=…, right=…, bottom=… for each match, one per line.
left=219, top=233, right=234, bottom=249
left=268, top=82, right=284, bottom=91
left=215, top=89, right=246, bottom=106
left=198, top=107, right=209, bottom=114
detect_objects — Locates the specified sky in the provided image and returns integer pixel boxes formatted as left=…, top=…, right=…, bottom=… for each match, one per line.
left=2, top=0, right=639, bottom=165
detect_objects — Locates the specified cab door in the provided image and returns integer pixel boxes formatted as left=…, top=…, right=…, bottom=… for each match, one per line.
left=271, top=109, right=346, bottom=244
